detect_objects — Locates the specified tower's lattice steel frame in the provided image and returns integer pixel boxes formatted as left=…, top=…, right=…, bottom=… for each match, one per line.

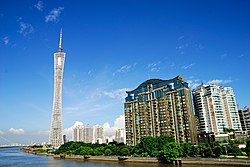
left=49, top=29, right=65, bottom=146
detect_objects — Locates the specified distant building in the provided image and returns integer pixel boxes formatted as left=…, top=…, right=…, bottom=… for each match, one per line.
left=192, top=84, right=242, bottom=135
left=63, top=135, right=67, bottom=144
left=124, top=76, right=197, bottom=145
left=93, top=125, right=104, bottom=143
left=72, top=124, right=103, bottom=143
left=115, top=128, right=126, bottom=144
left=238, top=107, right=250, bottom=134
left=84, top=125, right=94, bottom=143
left=104, top=136, right=116, bottom=144
left=73, top=125, right=84, bottom=142
left=213, top=131, right=248, bottom=142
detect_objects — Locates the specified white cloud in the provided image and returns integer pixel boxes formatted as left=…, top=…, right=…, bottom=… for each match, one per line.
left=114, top=115, right=125, bottom=128
left=176, top=43, right=188, bottom=50
left=8, top=128, right=24, bottom=135
left=182, top=63, right=195, bottom=70
left=2, top=36, right=9, bottom=45
left=119, top=65, right=131, bottom=72
left=186, top=79, right=201, bottom=90
left=178, top=36, right=184, bottom=41
left=97, top=88, right=129, bottom=99
left=45, top=7, right=64, bottom=22
left=34, top=1, right=44, bottom=11
left=0, top=130, right=4, bottom=135
left=147, top=61, right=161, bottom=72
left=113, top=63, right=136, bottom=76
left=87, top=70, right=94, bottom=76
left=207, top=79, right=232, bottom=85
left=197, top=44, right=204, bottom=50
left=187, top=78, right=233, bottom=90
left=17, top=18, right=34, bottom=37
left=103, top=115, right=125, bottom=136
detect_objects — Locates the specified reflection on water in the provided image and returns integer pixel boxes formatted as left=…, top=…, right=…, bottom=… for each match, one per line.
left=0, top=147, right=242, bottom=167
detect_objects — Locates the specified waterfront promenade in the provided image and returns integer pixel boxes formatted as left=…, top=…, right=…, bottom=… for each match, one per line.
left=52, top=154, right=250, bottom=166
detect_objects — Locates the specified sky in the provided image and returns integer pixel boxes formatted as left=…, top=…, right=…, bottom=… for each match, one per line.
left=0, top=0, right=249, bottom=145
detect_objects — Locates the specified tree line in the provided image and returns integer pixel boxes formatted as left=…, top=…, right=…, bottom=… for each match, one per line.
left=51, top=136, right=250, bottom=162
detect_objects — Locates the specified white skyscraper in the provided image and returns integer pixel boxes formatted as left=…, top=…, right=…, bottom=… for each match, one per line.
left=72, top=124, right=104, bottom=143
left=93, top=125, right=104, bottom=143
left=193, top=84, right=242, bottom=135
left=49, top=29, right=65, bottom=146
left=84, top=125, right=94, bottom=143
left=115, top=128, right=126, bottom=144
left=73, top=125, right=84, bottom=142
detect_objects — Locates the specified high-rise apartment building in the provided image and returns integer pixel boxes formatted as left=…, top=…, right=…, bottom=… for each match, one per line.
left=192, top=84, right=241, bottom=135
left=73, top=125, right=84, bottom=142
left=124, top=76, right=197, bottom=146
left=93, top=125, right=104, bottom=143
left=49, top=29, right=65, bottom=146
left=85, top=125, right=94, bottom=143
left=73, top=124, right=103, bottom=143
left=238, top=107, right=250, bottom=133
left=115, top=128, right=126, bottom=144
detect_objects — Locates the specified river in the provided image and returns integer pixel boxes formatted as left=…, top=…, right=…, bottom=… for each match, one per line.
left=0, top=147, right=240, bottom=167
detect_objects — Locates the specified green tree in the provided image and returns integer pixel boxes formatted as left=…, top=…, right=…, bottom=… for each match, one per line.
left=151, top=150, right=160, bottom=157
left=197, top=143, right=206, bottom=157
left=227, top=143, right=242, bottom=157
left=137, top=136, right=157, bottom=156
left=120, top=147, right=130, bottom=156
left=93, top=146, right=105, bottom=156
left=203, top=147, right=213, bottom=158
left=213, top=146, right=222, bottom=158
left=84, top=147, right=94, bottom=155
left=181, top=143, right=192, bottom=157
left=246, top=137, right=250, bottom=157
left=104, top=149, right=112, bottom=156
left=73, top=146, right=83, bottom=155
left=80, top=148, right=87, bottom=155
left=156, top=136, right=175, bottom=149
left=190, top=145, right=199, bottom=157
left=161, top=142, right=182, bottom=163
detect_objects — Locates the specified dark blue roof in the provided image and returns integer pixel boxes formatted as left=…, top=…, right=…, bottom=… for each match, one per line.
left=125, top=76, right=189, bottom=102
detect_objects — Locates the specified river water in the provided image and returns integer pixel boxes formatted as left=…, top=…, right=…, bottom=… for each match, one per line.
left=0, top=147, right=239, bottom=167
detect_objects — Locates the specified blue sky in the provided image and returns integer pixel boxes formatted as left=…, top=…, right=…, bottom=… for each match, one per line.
left=0, top=0, right=249, bottom=144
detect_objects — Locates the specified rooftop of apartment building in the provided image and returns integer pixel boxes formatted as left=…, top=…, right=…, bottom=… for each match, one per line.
left=125, top=75, right=189, bottom=101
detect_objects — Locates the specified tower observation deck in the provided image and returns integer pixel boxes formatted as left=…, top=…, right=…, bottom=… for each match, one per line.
left=49, top=28, right=65, bottom=146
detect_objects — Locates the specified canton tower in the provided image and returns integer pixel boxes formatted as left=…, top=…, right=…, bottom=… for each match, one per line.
left=49, top=29, right=65, bottom=146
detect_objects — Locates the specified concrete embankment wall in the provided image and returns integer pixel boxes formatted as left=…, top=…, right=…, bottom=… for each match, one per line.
left=181, top=157, right=250, bottom=166
left=54, top=155, right=250, bottom=166
left=54, top=155, right=160, bottom=163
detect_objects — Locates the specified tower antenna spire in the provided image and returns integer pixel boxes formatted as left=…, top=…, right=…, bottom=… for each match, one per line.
left=59, top=28, right=63, bottom=52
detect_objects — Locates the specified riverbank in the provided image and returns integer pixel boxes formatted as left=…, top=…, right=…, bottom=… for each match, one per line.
left=181, top=157, right=250, bottom=166
left=53, top=154, right=250, bottom=166
left=21, top=148, right=250, bottom=166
